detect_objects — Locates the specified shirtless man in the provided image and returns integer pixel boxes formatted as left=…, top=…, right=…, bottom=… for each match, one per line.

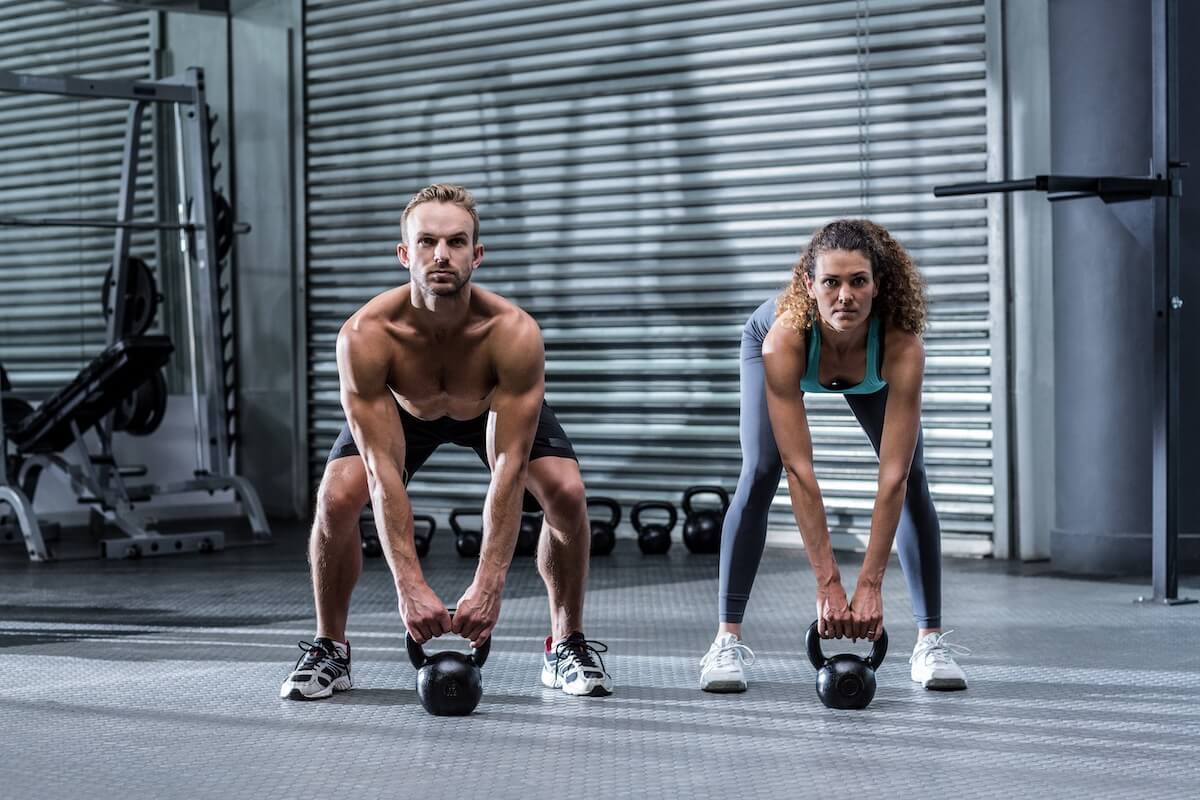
left=281, top=184, right=613, bottom=700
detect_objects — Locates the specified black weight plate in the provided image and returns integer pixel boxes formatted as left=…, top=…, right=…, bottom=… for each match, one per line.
left=114, top=369, right=168, bottom=436
left=101, top=256, right=159, bottom=337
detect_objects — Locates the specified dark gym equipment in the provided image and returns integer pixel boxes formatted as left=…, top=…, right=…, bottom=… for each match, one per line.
left=406, top=629, right=491, bottom=716
left=8, top=337, right=174, bottom=454
left=112, top=369, right=168, bottom=436
left=361, top=532, right=383, bottom=558
left=515, top=512, right=541, bottom=556
left=101, top=256, right=160, bottom=337
left=681, top=485, right=729, bottom=554
left=805, top=620, right=888, bottom=710
left=0, top=337, right=268, bottom=561
left=360, top=513, right=436, bottom=559
left=0, top=364, right=34, bottom=435
left=0, top=66, right=266, bottom=562
left=587, top=496, right=620, bottom=556
left=212, top=191, right=235, bottom=262
left=413, top=514, right=436, bottom=558
left=632, top=500, right=676, bottom=555
left=449, top=508, right=483, bottom=557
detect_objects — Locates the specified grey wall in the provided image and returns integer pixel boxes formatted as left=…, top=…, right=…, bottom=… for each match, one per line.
left=229, top=0, right=306, bottom=518
left=1003, top=0, right=1054, bottom=560
left=1049, top=0, right=1152, bottom=574
left=159, top=1, right=306, bottom=519
left=1048, top=0, right=1197, bottom=574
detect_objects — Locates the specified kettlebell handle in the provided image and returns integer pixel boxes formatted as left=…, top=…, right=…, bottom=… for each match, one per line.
left=447, top=507, right=481, bottom=535
left=586, top=496, right=621, bottom=527
left=682, top=485, right=730, bottom=516
left=805, top=620, right=888, bottom=669
left=412, top=514, right=437, bottom=535
left=631, top=500, right=677, bottom=532
left=404, top=613, right=493, bottom=670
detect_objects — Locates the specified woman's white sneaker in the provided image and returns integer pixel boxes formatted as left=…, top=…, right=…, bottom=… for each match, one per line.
left=700, top=632, right=755, bottom=693
left=909, top=630, right=969, bottom=690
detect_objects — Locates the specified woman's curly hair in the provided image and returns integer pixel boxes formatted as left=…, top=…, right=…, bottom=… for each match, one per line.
left=776, top=219, right=928, bottom=335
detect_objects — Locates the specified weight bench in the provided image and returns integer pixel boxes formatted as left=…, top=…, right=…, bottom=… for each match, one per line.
left=1, top=337, right=268, bottom=561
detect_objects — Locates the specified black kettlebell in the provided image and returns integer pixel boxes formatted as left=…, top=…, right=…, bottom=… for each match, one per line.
left=413, top=514, right=436, bottom=559
left=449, top=508, right=482, bottom=557
left=361, top=513, right=437, bottom=559
left=631, top=500, right=676, bottom=555
left=805, top=620, right=888, bottom=710
left=587, top=497, right=620, bottom=556
left=681, top=485, right=729, bottom=554
left=406, top=629, right=491, bottom=716
left=515, top=512, right=541, bottom=556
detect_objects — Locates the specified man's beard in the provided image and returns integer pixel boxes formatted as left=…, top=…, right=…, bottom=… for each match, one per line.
left=419, top=270, right=468, bottom=297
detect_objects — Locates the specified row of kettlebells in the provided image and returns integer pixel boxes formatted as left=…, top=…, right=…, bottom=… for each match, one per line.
left=361, top=513, right=437, bottom=559
left=360, top=484, right=731, bottom=559
left=622, top=485, right=731, bottom=555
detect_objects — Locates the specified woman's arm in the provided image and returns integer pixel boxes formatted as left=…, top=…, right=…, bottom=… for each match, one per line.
left=762, top=315, right=852, bottom=639
left=850, top=329, right=925, bottom=640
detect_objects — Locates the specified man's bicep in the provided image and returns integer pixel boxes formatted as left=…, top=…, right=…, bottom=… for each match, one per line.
left=486, top=321, right=545, bottom=465
left=343, top=391, right=406, bottom=470
left=336, top=329, right=405, bottom=481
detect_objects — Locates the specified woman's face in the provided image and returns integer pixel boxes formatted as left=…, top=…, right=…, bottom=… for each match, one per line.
left=805, top=249, right=878, bottom=333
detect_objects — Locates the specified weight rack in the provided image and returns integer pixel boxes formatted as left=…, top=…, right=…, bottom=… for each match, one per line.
left=0, top=67, right=269, bottom=561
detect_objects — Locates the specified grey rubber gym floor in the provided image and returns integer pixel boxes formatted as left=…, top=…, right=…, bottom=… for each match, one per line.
left=1, top=526, right=1197, bottom=800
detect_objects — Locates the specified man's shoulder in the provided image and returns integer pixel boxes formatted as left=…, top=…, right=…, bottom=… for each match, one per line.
left=474, top=286, right=540, bottom=336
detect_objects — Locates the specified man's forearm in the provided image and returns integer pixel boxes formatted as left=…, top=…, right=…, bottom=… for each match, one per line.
left=368, top=478, right=425, bottom=593
left=477, top=461, right=528, bottom=580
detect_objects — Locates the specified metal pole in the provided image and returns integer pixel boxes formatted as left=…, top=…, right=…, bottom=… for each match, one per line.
left=182, top=67, right=230, bottom=476
left=174, top=102, right=209, bottom=476
left=1144, top=0, right=1194, bottom=605
left=105, top=101, right=145, bottom=347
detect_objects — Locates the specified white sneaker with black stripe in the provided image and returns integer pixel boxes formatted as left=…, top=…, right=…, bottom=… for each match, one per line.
left=280, top=638, right=352, bottom=700
left=541, top=632, right=613, bottom=697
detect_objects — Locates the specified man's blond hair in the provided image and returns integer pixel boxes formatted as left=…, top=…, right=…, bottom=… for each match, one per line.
left=400, top=183, right=480, bottom=244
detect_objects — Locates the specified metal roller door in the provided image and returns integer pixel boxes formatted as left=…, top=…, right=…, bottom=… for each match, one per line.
left=304, top=0, right=999, bottom=553
left=0, top=1, right=158, bottom=396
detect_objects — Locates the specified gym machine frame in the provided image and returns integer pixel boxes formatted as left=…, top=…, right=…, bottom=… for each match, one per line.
left=0, top=67, right=269, bottom=561
left=934, top=0, right=1192, bottom=605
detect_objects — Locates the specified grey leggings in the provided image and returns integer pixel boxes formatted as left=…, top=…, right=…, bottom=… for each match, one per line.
left=718, top=297, right=943, bottom=628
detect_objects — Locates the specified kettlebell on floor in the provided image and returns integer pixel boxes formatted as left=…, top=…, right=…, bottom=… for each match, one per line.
left=805, top=620, right=888, bottom=710
left=406, top=628, right=491, bottom=717
left=587, top=496, right=620, bottom=556
left=449, top=508, right=483, bottom=557
left=632, top=500, right=676, bottom=555
left=681, top=485, right=729, bottom=554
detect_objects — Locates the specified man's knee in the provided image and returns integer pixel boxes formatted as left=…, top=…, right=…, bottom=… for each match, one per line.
left=535, top=470, right=587, bottom=529
left=314, top=462, right=368, bottom=531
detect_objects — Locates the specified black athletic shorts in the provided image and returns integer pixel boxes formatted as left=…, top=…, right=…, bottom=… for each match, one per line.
left=326, top=400, right=577, bottom=513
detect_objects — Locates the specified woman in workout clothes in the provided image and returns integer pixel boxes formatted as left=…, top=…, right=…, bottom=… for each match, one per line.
left=699, top=219, right=969, bottom=694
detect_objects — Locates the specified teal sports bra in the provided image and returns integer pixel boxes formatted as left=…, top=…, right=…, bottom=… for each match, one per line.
left=800, top=316, right=887, bottom=395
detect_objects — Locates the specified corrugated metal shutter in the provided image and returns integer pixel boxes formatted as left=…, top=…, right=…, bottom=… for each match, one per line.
left=0, top=1, right=157, bottom=395
left=304, top=0, right=996, bottom=553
